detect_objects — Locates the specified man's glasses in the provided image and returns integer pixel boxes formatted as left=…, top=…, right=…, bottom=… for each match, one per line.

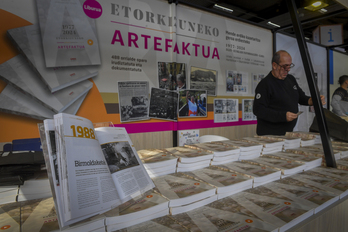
left=276, top=63, right=295, bottom=70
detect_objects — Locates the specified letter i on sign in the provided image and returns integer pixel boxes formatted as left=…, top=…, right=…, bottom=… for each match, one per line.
left=328, top=29, right=334, bottom=42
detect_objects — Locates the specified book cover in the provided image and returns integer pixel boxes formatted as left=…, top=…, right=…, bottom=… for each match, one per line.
left=137, top=149, right=178, bottom=169
left=163, top=147, right=214, bottom=163
left=261, top=152, right=322, bottom=170
left=213, top=139, right=263, bottom=152
left=35, top=0, right=101, bottom=67
left=7, top=24, right=98, bottom=92
left=0, top=55, right=92, bottom=113
left=184, top=142, right=240, bottom=157
left=152, top=172, right=216, bottom=207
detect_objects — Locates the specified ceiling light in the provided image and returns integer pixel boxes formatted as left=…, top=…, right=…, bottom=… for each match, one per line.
left=304, top=1, right=328, bottom=11
left=267, top=21, right=281, bottom=28
left=213, top=4, right=233, bottom=13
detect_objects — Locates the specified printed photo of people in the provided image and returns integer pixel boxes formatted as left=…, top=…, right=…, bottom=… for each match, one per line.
left=100, top=141, right=140, bottom=174
left=158, top=62, right=186, bottom=90
left=149, top=87, right=179, bottom=121
left=226, top=70, right=236, bottom=92
left=189, top=66, right=217, bottom=96
left=242, top=99, right=257, bottom=121
left=178, top=90, right=207, bottom=118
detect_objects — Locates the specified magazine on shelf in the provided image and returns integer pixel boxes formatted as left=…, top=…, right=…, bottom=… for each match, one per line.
left=240, top=191, right=314, bottom=232
left=184, top=142, right=240, bottom=157
left=0, top=55, right=92, bottom=113
left=137, top=149, right=178, bottom=169
left=35, top=0, right=101, bottom=67
left=6, top=24, right=98, bottom=93
left=151, top=172, right=216, bottom=208
left=181, top=166, right=253, bottom=199
left=39, top=113, right=154, bottom=228
left=242, top=156, right=305, bottom=176
left=170, top=203, right=278, bottom=232
left=116, top=215, right=188, bottom=232
left=163, top=146, right=214, bottom=163
left=261, top=151, right=322, bottom=171
left=215, top=161, right=281, bottom=187
left=263, top=180, right=339, bottom=214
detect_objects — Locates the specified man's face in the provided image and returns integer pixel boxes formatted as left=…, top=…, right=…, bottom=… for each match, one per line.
left=272, top=52, right=292, bottom=80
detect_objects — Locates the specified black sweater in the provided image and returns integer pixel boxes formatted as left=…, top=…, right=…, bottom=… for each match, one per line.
left=253, top=72, right=310, bottom=135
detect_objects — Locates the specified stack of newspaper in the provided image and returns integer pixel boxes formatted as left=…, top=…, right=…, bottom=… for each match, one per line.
left=306, top=166, right=348, bottom=180
left=104, top=190, right=169, bottom=231
left=164, top=147, right=213, bottom=172
left=261, top=151, right=322, bottom=171
left=213, top=139, right=263, bottom=160
left=170, top=197, right=278, bottom=232
left=181, top=166, right=253, bottom=200
left=243, top=137, right=284, bottom=154
left=258, top=135, right=301, bottom=150
left=137, top=149, right=178, bottom=178
left=184, top=142, right=240, bottom=165
left=242, top=157, right=305, bottom=177
left=305, top=144, right=348, bottom=159
left=151, top=172, right=217, bottom=215
left=215, top=161, right=281, bottom=187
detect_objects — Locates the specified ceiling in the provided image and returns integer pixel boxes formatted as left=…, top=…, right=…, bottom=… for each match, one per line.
left=177, top=0, right=348, bottom=52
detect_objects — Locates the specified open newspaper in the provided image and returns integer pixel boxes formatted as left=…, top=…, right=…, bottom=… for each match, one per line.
left=39, top=113, right=154, bottom=229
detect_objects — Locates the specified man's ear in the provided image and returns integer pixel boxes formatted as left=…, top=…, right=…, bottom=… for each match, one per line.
left=272, top=62, right=277, bottom=70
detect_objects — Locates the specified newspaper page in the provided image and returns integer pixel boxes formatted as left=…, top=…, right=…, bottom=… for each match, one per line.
left=242, top=99, right=257, bottom=121
left=251, top=73, right=265, bottom=95
left=149, top=88, right=178, bottom=121
left=214, top=99, right=227, bottom=123
left=36, top=0, right=101, bottom=67
left=95, top=127, right=155, bottom=202
left=54, top=113, right=121, bottom=222
left=118, top=81, right=149, bottom=123
left=226, top=99, right=239, bottom=122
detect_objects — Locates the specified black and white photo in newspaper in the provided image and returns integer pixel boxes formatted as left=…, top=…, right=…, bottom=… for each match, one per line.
left=214, top=99, right=227, bottom=123
left=242, top=99, right=257, bottom=121
left=149, top=87, right=178, bottom=121
left=189, top=66, right=217, bottom=96
left=118, top=81, right=149, bottom=123
left=227, top=99, right=239, bottom=122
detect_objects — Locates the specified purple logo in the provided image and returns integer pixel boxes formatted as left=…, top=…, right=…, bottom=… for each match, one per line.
left=83, top=0, right=102, bottom=19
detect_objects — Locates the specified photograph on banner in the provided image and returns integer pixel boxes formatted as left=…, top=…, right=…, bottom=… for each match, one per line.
left=149, top=88, right=178, bottom=121
left=226, top=70, right=249, bottom=94
left=251, top=73, right=265, bottom=95
left=178, top=130, right=200, bottom=146
left=178, top=90, right=207, bottom=118
left=242, top=99, right=257, bottom=121
left=36, top=0, right=101, bottom=68
left=158, top=62, right=186, bottom=90
left=118, top=81, right=150, bottom=123
left=189, top=66, right=217, bottom=96
left=214, top=99, right=238, bottom=123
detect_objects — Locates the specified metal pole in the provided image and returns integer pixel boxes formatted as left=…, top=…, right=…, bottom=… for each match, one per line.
left=286, top=0, right=336, bottom=168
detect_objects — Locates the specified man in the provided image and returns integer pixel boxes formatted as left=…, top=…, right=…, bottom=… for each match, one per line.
left=253, top=50, right=325, bottom=135
left=331, top=75, right=348, bottom=116
left=176, top=73, right=186, bottom=90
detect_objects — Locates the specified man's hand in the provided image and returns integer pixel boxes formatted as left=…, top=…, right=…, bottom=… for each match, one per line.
left=286, top=112, right=298, bottom=122
left=308, top=95, right=326, bottom=106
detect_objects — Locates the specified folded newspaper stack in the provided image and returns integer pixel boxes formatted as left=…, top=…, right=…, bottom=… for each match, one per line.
left=152, top=172, right=217, bottom=215
left=286, top=131, right=319, bottom=146
left=285, top=147, right=341, bottom=166
left=243, top=137, right=284, bottom=155
left=137, top=149, right=178, bottom=178
left=215, top=161, right=281, bottom=187
left=164, top=147, right=213, bottom=172
left=213, top=139, right=263, bottom=160
left=184, top=142, right=240, bottom=165
left=258, top=135, right=301, bottom=150
left=181, top=166, right=253, bottom=200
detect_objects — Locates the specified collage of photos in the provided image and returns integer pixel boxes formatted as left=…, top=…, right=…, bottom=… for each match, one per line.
left=214, top=99, right=239, bottom=123
left=242, top=99, right=257, bottom=121
left=189, top=66, right=217, bottom=96
left=116, top=64, right=260, bottom=123
left=226, top=70, right=248, bottom=94
left=178, top=90, right=207, bottom=118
